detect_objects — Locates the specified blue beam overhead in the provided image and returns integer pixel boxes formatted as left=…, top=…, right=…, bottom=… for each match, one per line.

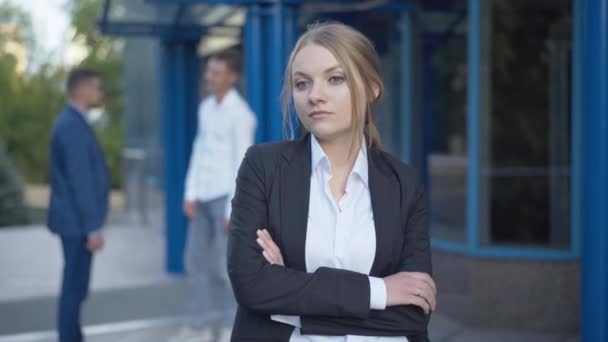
left=146, top=0, right=302, bottom=4
left=100, top=23, right=209, bottom=39
left=99, top=0, right=245, bottom=39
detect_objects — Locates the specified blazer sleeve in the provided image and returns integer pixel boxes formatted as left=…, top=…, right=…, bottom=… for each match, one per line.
left=227, top=145, right=372, bottom=318
left=300, top=174, right=432, bottom=340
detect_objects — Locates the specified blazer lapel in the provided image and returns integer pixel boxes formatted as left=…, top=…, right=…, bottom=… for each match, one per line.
left=280, top=134, right=311, bottom=272
left=368, top=149, right=401, bottom=276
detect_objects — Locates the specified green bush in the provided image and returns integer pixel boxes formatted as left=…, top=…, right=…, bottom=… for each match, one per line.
left=0, top=142, right=29, bottom=227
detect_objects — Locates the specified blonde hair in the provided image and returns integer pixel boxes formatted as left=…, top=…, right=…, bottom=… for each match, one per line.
left=281, top=22, right=384, bottom=151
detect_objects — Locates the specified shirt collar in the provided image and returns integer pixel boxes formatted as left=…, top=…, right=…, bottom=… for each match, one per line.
left=352, top=140, right=369, bottom=189
left=214, top=87, right=237, bottom=108
left=310, top=134, right=327, bottom=173
left=68, top=102, right=87, bottom=117
left=310, top=134, right=369, bottom=189
left=67, top=102, right=95, bottom=126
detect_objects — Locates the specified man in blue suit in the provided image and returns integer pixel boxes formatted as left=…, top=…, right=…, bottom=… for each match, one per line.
left=48, top=68, right=109, bottom=342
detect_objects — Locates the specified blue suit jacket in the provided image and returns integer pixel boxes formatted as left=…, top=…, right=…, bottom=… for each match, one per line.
left=47, top=105, right=110, bottom=236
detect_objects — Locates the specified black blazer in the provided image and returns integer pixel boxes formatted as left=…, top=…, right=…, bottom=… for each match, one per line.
left=227, top=134, right=432, bottom=342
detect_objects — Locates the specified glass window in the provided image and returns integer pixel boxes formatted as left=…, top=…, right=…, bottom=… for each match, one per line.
left=420, top=0, right=469, bottom=243
left=480, top=0, right=572, bottom=248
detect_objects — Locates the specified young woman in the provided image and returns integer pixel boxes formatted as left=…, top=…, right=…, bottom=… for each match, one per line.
left=227, top=22, right=436, bottom=342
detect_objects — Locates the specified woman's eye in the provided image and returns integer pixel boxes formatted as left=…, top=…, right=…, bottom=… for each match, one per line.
left=329, top=75, right=345, bottom=84
left=294, top=80, right=310, bottom=90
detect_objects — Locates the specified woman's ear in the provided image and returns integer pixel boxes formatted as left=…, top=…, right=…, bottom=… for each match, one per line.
left=372, top=83, right=380, bottom=101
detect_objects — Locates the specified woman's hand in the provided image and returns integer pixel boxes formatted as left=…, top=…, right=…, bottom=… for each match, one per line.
left=384, top=272, right=437, bottom=315
left=256, top=229, right=285, bottom=266
left=256, top=228, right=436, bottom=314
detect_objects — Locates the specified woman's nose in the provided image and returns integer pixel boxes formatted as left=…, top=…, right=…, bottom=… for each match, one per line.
left=308, top=81, right=326, bottom=103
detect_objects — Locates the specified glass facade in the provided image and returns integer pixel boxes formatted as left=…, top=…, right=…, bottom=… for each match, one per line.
left=110, top=0, right=578, bottom=258
left=420, top=1, right=469, bottom=243
left=479, top=0, right=573, bottom=248
left=122, top=38, right=165, bottom=227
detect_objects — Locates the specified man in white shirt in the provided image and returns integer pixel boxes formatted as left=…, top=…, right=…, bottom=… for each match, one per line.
left=173, top=49, right=256, bottom=342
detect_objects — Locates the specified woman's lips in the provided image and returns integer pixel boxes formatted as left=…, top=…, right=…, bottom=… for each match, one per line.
left=309, top=111, right=331, bottom=119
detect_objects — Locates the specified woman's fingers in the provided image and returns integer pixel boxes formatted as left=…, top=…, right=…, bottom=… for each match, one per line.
left=411, top=277, right=436, bottom=312
left=256, top=229, right=284, bottom=266
left=410, top=272, right=437, bottom=295
left=405, top=283, right=432, bottom=314
left=410, top=294, right=431, bottom=315
left=262, top=250, right=276, bottom=264
left=384, top=272, right=437, bottom=313
left=258, top=239, right=280, bottom=264
left=261, top=231, right=283, bottom=261
left=415, top=284, right=436, bottom=312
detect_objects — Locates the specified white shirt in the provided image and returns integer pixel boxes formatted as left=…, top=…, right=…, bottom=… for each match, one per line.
left=271, top=136, right=408, bottom=342
left=184, top=88, right=256, bottom=218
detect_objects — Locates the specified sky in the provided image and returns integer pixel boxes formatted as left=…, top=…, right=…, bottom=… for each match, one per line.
left=11, top=0, right=72, bottom=65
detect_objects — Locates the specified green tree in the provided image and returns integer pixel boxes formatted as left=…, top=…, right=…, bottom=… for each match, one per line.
left=66, top=0, right=124, bottom=188
left=1, top=0, right=124, bottom=205
left=0, top=1, right=34, bottom=48
left=0, top=1, right=65, bottom=185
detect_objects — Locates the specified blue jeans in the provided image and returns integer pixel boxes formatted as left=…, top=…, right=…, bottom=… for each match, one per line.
left=58, top=236, right=92, bottom=342
left=185, top=195, right=232, bottom=327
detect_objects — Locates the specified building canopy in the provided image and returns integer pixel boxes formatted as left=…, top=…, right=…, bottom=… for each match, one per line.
left=99, top=0, right=245, bottom=40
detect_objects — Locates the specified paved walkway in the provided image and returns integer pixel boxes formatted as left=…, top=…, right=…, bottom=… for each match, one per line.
left=0, top=224, right=579, bottom=342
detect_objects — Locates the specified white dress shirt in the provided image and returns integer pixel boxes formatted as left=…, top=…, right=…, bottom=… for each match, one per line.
left=184, top=88, right=256, bottom=218
left=271, top=136, right=408, bottom=342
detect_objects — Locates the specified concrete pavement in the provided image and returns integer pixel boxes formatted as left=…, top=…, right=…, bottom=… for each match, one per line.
left=0, top=223, right=579, bottom=341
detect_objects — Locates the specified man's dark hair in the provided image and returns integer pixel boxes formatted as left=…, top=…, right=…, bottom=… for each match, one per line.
left=66, top=68, right=101, bottom=95
left=211, top=49, right=242, bottom=75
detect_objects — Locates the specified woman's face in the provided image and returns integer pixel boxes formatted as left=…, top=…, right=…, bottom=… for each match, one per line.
left=291, top=44, right=361, bottom=143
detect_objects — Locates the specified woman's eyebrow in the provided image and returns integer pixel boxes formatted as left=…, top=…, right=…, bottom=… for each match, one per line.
left=293, top=65, right=343, bottom=78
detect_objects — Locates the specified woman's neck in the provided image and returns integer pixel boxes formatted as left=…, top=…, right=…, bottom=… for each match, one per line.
left=317, top=132, right=362, bottom=172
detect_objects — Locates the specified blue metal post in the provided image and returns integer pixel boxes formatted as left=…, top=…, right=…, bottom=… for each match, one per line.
left=284, top=6, right=299, bottom=138
left=245, top=0, right=300, bottom=143
left=160, top=40, right=199, bottom=274
left=582, top=0, right=608, bottom=340
left=246, top=5, right=266, bottom=143
left=572, top=0, right=585, bottom=257
left=400, top=11, right=413, bottom=164
left=268, top=1, right=287, bottom=141
left=466, top=0, right=481, bottom=250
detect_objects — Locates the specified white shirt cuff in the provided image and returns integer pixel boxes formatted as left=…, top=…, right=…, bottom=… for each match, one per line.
left=184, top=188, right=196, bottom=202
left=271, top=315, right=301, bottom=328
left=225, top=200, right=232, bottom=221
left=368, top=276, right=387, bottom=310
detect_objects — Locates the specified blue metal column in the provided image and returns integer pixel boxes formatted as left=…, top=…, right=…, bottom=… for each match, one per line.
left=582, top=0, right=608, bottom=340
left=466, top=0, right=481, bottom=250
left=245, top=1, right=300, bottom=143
left=400, top=11, right=413, bottom=164
left=246, top=4, right=266, bottom=143
left=160, top=39, right=199, bottom=274
left=267, top=1, right=287, bottom=142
